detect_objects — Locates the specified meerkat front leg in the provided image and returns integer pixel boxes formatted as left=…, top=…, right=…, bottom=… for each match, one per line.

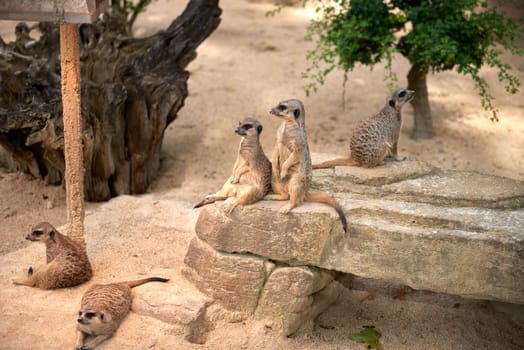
left=390, top=141, right=406, bottom=161
left=230, top=164, right=250, bottom=184
left=279, top=151, right=300, bottom=180
left=77, top=334, right=112, bottom=350
left=75, top=330, right=87, bottom=350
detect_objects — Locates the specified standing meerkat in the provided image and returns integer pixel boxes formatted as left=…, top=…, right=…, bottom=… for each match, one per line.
left=13, top=222, right=92, bottom=289
left=266, top=99, right=347, bottom=233
left=313, top=88, right=415, bottom=169
left=194, top=117, right=272, bottom=213
left=75, top=277, right=169, bottom=350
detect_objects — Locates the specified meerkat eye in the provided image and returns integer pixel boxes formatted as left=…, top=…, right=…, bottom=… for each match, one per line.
left=398, top=90, right=406, bottom=98
left=277, top=104, right=286, bottom=111
left=244, top=124, right=252, bottom=129
left=85, top=312, right=96, bottom=319
left=32, top=230, right=43, bottom=236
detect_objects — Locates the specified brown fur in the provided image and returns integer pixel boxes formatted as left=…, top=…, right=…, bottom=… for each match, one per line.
left=13, top=222, right=92, bottom=289
left=265, top=99, right=347, bottom=233
left=313, top=88, right=415, bottom=169
left=194, top=117, right=272, bottom=213
left=75, top=277, right=168, bottom=350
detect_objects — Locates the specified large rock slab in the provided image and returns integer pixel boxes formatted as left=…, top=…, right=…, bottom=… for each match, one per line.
left=194, top=159, right=524, bottom=305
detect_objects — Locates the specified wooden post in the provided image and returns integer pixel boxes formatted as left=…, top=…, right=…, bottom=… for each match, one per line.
left=60, top=23, right=86, bottom=248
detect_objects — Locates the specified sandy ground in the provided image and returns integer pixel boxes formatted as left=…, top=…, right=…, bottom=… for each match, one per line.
left=1, top=0, right=523, bottom=349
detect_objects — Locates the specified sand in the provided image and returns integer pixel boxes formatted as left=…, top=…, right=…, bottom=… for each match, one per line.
left=0, top=0, right=523, bottom=349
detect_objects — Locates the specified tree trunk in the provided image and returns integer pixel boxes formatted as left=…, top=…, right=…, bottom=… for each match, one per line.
left=0, top=0, right=221, bottom=201
left=407, top=63, right=434, bottom=139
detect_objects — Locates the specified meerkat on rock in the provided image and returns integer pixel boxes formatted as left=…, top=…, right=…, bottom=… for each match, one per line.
left=75, top=277, right=169, bottom=350
left=194, top=117, right=272, bottom=213
left=313, top=88, right=415, bottom=169
left=13, top=222, right=92, bottom=289
left=266, top=99, right=348, bottom=233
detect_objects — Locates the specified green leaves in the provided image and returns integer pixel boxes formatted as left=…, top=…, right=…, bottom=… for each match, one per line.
left=281, top=0, right=523, bottom=122
left=304, top=0, right=406, bottom=94
left=349, top=326, right=384, bottom=350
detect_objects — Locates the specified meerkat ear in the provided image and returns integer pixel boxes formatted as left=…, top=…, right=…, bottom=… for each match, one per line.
left=257, top=125, right=263, bottom=134
left=100, top=311, right=112, bottom=323
left=293, top=109, right=300, bottom=118
left=49, top=230, right=56, bottom=242
left=389, top=99, right=395, bottom=108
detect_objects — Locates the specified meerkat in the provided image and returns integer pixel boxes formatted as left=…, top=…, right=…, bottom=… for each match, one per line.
left=12, top=222, right=92, bottom=289
left=313, top=88, right=415, bottom=169
left=75, top=277, right=169, bottom=350
left=194, top=117, right=272, bottom=213
left=265, top=99, right=348, bottom=233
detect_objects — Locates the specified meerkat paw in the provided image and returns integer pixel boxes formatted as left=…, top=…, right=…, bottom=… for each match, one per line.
left=223, top=204, right=236, bottom=214
left=230, top=178, right=240, bottom=184
left=279, top=204, right=293, bottom=214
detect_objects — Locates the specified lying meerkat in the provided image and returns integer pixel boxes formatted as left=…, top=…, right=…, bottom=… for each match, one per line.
left=194, top=117, right=272, bottom=213
left=75, top=277, right=169, bottom=350
left=266, top=99, right=347, bottom=233
left=13, top=222, right=92, bottom=289
left=313, top=88, right=415, bottom=169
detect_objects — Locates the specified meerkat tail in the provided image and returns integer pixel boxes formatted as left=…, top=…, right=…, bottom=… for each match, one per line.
left=193, top=196, right=229, bottom=209
left=312, top=157, right=358, bottom=169
left=123, top=277, right=169, bottom=288
left=305, top=192, right=348, bottom=233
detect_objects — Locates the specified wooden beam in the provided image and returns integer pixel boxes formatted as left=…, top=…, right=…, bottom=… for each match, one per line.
left=60, top=22, right=86, bottom=248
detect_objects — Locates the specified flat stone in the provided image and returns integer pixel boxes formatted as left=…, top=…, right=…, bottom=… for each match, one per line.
left=132, top=276, right=212, bottom=326
left=312, top=153, right=437, bottom=186
left=195, top=200, right=342, bottom=264
left=131, top=275, right=213, bottom=344
left=381, top=171, right=524, bottom=209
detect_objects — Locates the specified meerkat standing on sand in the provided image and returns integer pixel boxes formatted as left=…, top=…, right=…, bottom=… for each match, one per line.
left=194, top=117, right=272, bottom=213
left=266, top=99, right=347, bottom=233
left=13, top=222, right=92, bottom=289
left=75, top=277, right=169, bottom=350
left=313, top=88, right=415, bottom=169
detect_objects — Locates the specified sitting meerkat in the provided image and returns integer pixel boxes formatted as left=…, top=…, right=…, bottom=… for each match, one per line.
left=75, top=277, right=169, bottom=350
left=13, top=222, right=92, bottom=289
left=194, top=117, right=272, bottom=213
left=266, top=98, right=347, bottom=233
left=313, top=88, right=415, bottom=169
